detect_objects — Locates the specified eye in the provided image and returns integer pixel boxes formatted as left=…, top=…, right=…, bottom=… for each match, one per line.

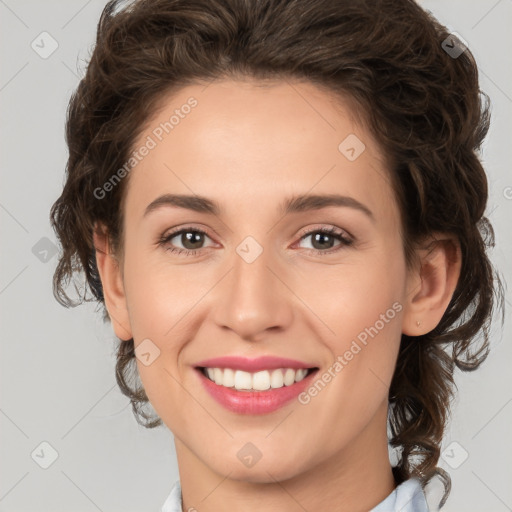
left=295, top=226, right=353, bottom=254
left=158, top=226, right=215, bottom=256
left=158, top=225, right=354, bottom=257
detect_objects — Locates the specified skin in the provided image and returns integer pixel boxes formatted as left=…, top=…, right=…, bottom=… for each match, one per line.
left=94, top=78, right=461, bottom=512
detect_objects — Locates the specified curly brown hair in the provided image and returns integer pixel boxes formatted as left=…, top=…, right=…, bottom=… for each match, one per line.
left=50, top=0, right=504, bottom=507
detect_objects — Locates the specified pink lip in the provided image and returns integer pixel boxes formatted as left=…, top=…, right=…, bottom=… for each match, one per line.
left=195, top=367, right=319, bottom=414
left=194, top=355, right=315, bottom=372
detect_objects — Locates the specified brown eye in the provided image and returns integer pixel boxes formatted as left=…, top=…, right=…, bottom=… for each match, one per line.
left=159, top=227, right=214, bottom=255
left=176, top=230, right=206, bottom=250
left=297, top=227, right=353, bottom=254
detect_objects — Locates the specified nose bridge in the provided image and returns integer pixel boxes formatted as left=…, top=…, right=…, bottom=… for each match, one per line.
left=212, top=235, right=293, bottom=339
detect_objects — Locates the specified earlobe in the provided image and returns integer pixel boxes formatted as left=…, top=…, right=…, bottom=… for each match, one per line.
left=402, top=234, right=461, bottom=336
left=93, top=222, right=133, bottom=341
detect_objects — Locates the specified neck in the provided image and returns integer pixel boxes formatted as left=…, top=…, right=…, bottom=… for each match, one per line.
left=174, top=400, right=396, bottom=512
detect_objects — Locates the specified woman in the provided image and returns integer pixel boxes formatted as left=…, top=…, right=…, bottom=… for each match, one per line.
left=50, top=0, right=503, bottom=510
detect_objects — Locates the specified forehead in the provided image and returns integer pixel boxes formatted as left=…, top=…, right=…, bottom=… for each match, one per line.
left=124, top=79, right=397, bottom=224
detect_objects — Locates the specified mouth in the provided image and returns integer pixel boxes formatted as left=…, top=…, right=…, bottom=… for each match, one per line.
left=194, top=365, right=320, bottom=414
left=196, top=366, right=318, bottom=391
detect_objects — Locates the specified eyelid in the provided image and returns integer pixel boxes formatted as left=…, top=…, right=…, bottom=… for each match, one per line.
left=158, top=224, right=216, bottom=248
left=161, top=223, right=353, bottom=242
left=158, top=223, right=354, bottom=255
left=295, top=224, right=353, bottom=243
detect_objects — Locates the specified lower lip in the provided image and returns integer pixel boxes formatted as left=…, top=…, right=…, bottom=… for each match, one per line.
left=195, top=368, right=318, bottom=414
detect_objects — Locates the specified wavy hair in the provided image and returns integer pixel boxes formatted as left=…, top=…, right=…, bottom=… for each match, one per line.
left=49, top=0, right=504, bottom=507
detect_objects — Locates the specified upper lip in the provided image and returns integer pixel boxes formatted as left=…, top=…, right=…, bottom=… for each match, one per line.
left=194, top=356, right=317, bottom=373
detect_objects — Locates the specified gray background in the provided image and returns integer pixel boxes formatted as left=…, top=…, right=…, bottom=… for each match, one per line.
left=0, top=1, right=510, bottom=511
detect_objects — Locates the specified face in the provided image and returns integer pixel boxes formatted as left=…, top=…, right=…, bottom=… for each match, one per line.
left=110, top=78, right=412, bottom=482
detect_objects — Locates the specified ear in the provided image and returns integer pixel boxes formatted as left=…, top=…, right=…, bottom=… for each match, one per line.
left=93, top=222, right=133, bottom=341
left=402, top=233, right=461, bottom=336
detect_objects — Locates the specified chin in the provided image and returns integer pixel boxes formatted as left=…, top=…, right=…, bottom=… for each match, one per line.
left=206, top=451, right=309, bottom=484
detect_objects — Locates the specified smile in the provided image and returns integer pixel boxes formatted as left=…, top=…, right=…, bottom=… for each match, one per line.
left=200, top=367, right=314, bottom=391
left=193, top=355, right=319, bottom=413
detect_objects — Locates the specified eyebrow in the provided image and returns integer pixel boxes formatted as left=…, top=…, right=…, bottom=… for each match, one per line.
left=143, top=193, right=375, bottom=222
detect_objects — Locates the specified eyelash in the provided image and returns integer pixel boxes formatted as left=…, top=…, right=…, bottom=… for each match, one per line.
left=158, top=225, right=354, bottom=257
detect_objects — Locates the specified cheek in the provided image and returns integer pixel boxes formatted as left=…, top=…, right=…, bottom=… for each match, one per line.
left=122, top=242, right=186, bottom=335
left=310, top=240, right=405, bottom=384
left=302, top=272, right=403, bottom=436
left=122, top=245, right=220, bottom=368
left=311, top=250, right=404, bottom=336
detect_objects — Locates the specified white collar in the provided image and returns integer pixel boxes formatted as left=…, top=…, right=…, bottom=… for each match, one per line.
left=370, top=477, right=429, bottom=512
left=161, top=477, right=429, bottom=512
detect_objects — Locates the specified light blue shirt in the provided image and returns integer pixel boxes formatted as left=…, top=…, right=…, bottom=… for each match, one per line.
left=161, top=476, right=429, bottom=511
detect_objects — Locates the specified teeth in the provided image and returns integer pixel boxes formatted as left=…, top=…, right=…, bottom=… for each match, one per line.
left=202, top=367, right=309, bottom=391
left=234, top=369, right=252, bottom=390
left=283, top=368, right=296, bottom=386
left=223, top=368, right=235, bottom=387
left=253, top=370, right=271, bottom=391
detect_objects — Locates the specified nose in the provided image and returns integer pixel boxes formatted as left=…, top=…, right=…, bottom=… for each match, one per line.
left=212, top=241, right=294, bottom=341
